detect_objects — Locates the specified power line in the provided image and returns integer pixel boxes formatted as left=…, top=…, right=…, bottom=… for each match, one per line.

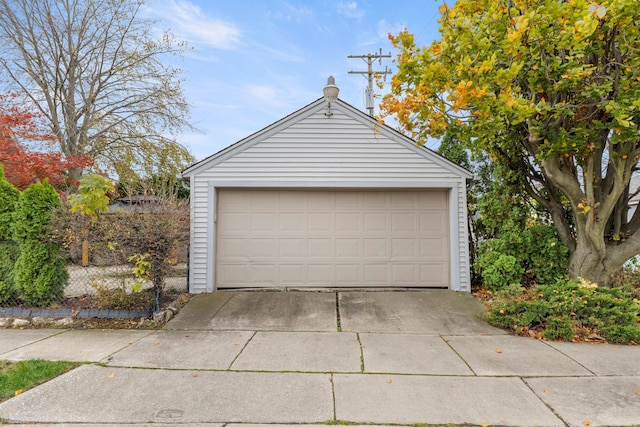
left=348, top=48, right=391, bottom=116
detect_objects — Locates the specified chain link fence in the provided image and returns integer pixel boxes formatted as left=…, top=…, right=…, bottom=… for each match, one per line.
left=0, top=210, right=189, bottom=316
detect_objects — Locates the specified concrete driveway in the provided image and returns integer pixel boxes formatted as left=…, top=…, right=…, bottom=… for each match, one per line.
left=165, top=289, right=505, bottom=334
left=1, top=290, right=639, bottom=427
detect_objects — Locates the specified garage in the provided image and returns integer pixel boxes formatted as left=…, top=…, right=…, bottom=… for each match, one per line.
left=216, top=189, right=450, bottom=288
left=181, top=79, right=473, bottom=292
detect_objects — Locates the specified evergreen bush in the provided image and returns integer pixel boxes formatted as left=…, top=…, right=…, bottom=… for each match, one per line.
left=13, top=242, right=68, bottom=306
left=11, top=181, right=61, bottom=243
left=0, top=166, right=21, bottom=303
left=0, top=242, right=19, bottom=303
left=11, top=181, right=68, bottom=306
left=486, top=279, right=640, bottom=343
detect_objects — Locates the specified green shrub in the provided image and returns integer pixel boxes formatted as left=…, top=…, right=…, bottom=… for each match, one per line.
left=0, top=165, right=20, bottom=240
left=599, top=326, right=640, bottom=344
left=475, top=244, right=523, bottom=290
left=11, top=181, right=61, bottom=243
left=543, top=316, right=574, bottom=341
left=0, top=242, right=19, bottom=303
left=475, top=224, right=569, bottom=290
left=11, top=181, right=67, bottom=306
left=520, top=225, right=569, bottom=284
left=486, top=279, right=640, bottom=343
left=0, top=166, right=21, bottom=303
left=13, top=242, right=68, bottom=306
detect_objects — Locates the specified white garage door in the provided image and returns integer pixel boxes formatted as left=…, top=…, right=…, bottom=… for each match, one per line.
left=215, top=189, right=450, bottom=288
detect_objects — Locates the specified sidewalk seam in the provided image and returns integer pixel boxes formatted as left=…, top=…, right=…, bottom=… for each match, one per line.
left=540, top=340, right=597, bottom=376
left=356, top=333, right=365, bottom=373
left=441, top=335, right=478, bottom=376
left=226, top=330, right=257, bottom=370
left=335, top=291, right=342, bottom=332
left=100, top=330, right=156, bottom=364
left=0, top=329, right=69, bottom=358
left=519, top=376, right=569, bottom=427
left=330, top=372, right=337, bottom=422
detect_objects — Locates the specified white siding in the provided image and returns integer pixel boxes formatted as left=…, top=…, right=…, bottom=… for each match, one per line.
left=186, top=100, right=471, bottom=293
left=195, top=111, right=462, bottom=182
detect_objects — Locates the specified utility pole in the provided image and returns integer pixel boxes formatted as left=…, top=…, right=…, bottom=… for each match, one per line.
left=348, top=48, right=391, bottom=116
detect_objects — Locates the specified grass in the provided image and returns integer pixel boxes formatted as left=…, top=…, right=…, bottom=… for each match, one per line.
left=0, top=359, right=80, bottom=402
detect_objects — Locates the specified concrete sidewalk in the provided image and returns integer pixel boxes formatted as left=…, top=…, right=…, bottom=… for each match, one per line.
left=0, top=290, right=639, bottom=426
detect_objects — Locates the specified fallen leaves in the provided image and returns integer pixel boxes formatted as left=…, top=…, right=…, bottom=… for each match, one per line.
left=583, top=421, right=591, bottom=426
left=107, top=373, right=116, bottom=379
left=495, top=348, right=502, bottom=353
left=14, top=389, right=23, bottom=396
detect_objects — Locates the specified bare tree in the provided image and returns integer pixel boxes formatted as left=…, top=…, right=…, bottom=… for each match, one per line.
left=0, top=0, right=196, bottom=180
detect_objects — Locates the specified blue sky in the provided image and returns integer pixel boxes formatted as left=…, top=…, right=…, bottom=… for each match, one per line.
left=144, top=0, right=445, bottom=161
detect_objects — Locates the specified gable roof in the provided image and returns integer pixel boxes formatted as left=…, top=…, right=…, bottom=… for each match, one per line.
left=182, top=97, right=473, bottom=180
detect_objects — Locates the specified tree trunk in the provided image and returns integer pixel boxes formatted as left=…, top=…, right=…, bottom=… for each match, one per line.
left=68, top=167, right=84, bottom=182
left=568, top=243, right=619, bottom=287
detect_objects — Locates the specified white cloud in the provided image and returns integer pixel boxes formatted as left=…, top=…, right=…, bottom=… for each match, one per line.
left=148, top=0, right=241, bottom=49
left=246, top=84, right=279, bottom=102
left=377, top=19, right=403, bottom=40
left=267, top=2, right=314, bottom=22
left=355, top=19, right=402, bottom=47
left=336, top=1, right=364, bottom=19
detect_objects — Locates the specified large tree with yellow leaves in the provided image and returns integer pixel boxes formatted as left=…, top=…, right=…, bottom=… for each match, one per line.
left=381, top=0, right=640, bottom=285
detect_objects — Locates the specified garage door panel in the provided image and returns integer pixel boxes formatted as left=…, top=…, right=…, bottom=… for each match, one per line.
left=391, top=238, right=418, bottom=257
left=216, top=189, right=450, bottom=288
left=392, top=192, right=419, bottom=208
left=279, top=238, right=305, bottom=257
left=308, top=238, right=333, bottom=257
left=219, top=212, right=249, bottom=231
left=392, top=264, right=418, bottom=284
left=419, top=190, right=447, bottom=207
left=336, top=212, right=361, bottom=232
left=251, top=212, right=277, bottom=232
left=249, top=238, right=277, bottom=257
left=280, top=212, right=306, bottom=232
left=250, top=191, right=278, bottom=209
left=363, top=191, right=389, bottom=207
left=419, top=212, right=448, bottom=234
left=307, top=192, right=334, bottom=208
left=218, top=264, right=248, bottom=285
left=279, top=190, right=308, bottom=208
left=222, top=191, right=251, bottom=208
left=363, top=212, right=388, bottom=232
left=363, top=264, right=389, bottom=284
left=336, top=264, right=361, bottom=283
left=335, top=191, right=362, bottom=207
left=308, top=264, right=333, bottom=284
left=420, top=263, right=450, bottom=285
left=336, top=238, right=361, bottom=257
left=250, top=264, right=277, bottom=285
left=419, top=238, right=448, bottom=258
left=217, top=238, right=247, bottom=258
left=363, top=238, right=388, bottom=257
left=308, top=212, right=333, bottom=232
left=280, top=264, right=305, bottom=283
left=391, top=212, right=417, bottom=232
